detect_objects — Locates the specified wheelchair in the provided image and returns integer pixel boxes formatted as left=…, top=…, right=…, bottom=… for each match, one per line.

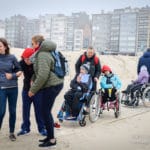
left=121, top=83, right=150, bottom=107
left=57, top=91, right=100, bottom=127
left=97, top=88, right=121, bottom=118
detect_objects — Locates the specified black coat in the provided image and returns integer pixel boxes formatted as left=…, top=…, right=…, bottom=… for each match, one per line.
left=137, top=51, right=150, bottom=75
left=20, top=60, right=34, bottom=91
left=75, top=52, right=101, bottom=78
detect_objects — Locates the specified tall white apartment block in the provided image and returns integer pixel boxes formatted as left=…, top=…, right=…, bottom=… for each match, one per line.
left=39, top=14, right=53, bottom=39
left=137, top=6, right=150, bottom=51
left=51, top=14, right=67, bottom=50
left=92, top=13, right=112, bottom=52
left=0, top=20, right=5, bottom=37
left=74, top=29, right=83, bottom=50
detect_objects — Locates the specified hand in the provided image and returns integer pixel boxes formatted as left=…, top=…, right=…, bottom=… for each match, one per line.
left=131, top=80, right=134, bottom=83
left=5, top=73, right=12, bottom=80
left=77, top=75, right=81, bottom=83
left=30, top=80, right=33, bottom=86
left=16, top=71, right=22, bottom=77
left=28, top=91, right=34, bottom=97
left=94, top=77, right=99, bottom=82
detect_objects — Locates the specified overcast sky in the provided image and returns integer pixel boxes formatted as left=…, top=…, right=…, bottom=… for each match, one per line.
left=0, top=0, right=149, bottom=19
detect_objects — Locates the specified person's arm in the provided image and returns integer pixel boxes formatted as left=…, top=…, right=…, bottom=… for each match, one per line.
left=113, top=75, right=122, bottom=90
left=29, top=52, right=51, bottom=95
left=94, top=56, right=101, bottom=79
left=12, top=55, right=22, bottom=79
left=75, top=55, right=82, bottom=74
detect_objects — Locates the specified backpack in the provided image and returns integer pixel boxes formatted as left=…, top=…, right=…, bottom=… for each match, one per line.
left=51, top=50, right=69, bottom=78
left=81, top=54, right=99, bottom=65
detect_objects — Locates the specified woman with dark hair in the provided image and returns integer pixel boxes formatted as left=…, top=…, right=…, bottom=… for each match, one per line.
left=0, top=38, right=22, bottom=141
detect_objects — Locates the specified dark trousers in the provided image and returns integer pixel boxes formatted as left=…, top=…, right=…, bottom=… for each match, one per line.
left=126, top=83, right=143, bottom=99
left=92, top=79, right=97, bottom=91
left=41, top=84, right=63, bottom=139
left=64, top=89, right=83, bottom=117
left=0, top=87, right=18, bottom=133
left=21, top=90, right=45, bottom=132
left=130, top=84, right=143, bottom=99
left=102, top=88, right=116, bottom=103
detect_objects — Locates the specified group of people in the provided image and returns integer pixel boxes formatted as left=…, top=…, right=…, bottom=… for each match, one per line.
left=122, top=48, right=150, bottom=106
left=0, top=36, right=63, bottom=147
left=0, top=35, right=150, bottom=148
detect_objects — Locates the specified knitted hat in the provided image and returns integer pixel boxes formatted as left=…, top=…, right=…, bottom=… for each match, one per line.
left=80, top=64, right=90, bottom=73
left=21, top=48, right=35, bottom=59
left=102, top=65, right=112, bottom=73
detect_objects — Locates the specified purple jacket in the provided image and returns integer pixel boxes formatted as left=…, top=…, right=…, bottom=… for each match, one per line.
left=134, top=66, right=149, bottom=84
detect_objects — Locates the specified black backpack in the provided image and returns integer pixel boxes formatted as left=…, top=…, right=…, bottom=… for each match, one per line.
left=51, top=50, right=69, bottom=78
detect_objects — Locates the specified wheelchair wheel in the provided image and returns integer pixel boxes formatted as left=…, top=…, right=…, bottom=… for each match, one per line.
left=121, top=93, right=130, bottom=105
left=89, top=93, right=100, bottom=123
left=142, top=86, right=150, bottom=107
left=79, top=120, right=86, bottom=127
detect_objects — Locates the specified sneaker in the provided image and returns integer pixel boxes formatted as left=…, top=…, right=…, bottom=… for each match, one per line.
left=9, top=133, right=16, bottom=141
left=65, top=111, right=71, bottom=118
left=57, top=111, right=63, bottom=120
left=39, top=140, right=56, bottom=147
left=65, top=116, right=77, bottom=120
left=127, top=99, right=136, bottom=107
left=17, top=130, right=30, bottom=136
left=54, top=122, right=61, bottom=129
left=39, top=129, right=47, bottom=136
left=39, top=137, right=49, bottom=143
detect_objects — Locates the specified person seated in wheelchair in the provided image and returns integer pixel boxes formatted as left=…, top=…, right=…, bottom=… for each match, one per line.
left=62, top=64, right=92, bottom=119
left=100, top=65, right=122, bottom=109
left=122, top=65, right=149, bottom=106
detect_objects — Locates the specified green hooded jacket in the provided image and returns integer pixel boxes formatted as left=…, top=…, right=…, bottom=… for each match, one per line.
left=30, top=40, right=64, bottom=94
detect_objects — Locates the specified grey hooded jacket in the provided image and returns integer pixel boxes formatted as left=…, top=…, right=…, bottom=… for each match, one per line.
left=29, top=40, right=64, bottom=94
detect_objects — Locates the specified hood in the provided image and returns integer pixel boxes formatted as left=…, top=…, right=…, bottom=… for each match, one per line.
left=143, top=51, right=150, bottom=58
left=39, top=40, right=57, bottom=52
left=140, top=65, right=148, bottom=72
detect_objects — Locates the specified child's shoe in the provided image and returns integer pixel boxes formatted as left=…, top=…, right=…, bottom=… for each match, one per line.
left=17, top=130, right=30, bottom=136
left=39, top=129, right=47, bottom=136
left=54, top=122, right=61, bottom=129
left=57, top=110, right=64, bottom=121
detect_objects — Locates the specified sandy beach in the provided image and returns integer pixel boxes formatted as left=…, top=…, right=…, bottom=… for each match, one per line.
left=0, top=48, right=150, bottom=150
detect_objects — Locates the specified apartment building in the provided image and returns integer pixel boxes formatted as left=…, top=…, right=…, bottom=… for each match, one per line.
left=51, top=14, right=67, bottom=50
left=0, top=20, right=5, bottom=37
left=137, top=6, right=150, bottom=52
left=5, top=15, right=27, bottom=48
left=92, top=12, right=112, bottom=52
left=74, top=29, right=83, bottom=50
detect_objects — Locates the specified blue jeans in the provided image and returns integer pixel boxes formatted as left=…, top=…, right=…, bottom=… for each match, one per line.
left=0, top=87, right=18, bottom=133
left=41, top=83, right=63, bottom=139
left=21, top=90, right=45, bottom=132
